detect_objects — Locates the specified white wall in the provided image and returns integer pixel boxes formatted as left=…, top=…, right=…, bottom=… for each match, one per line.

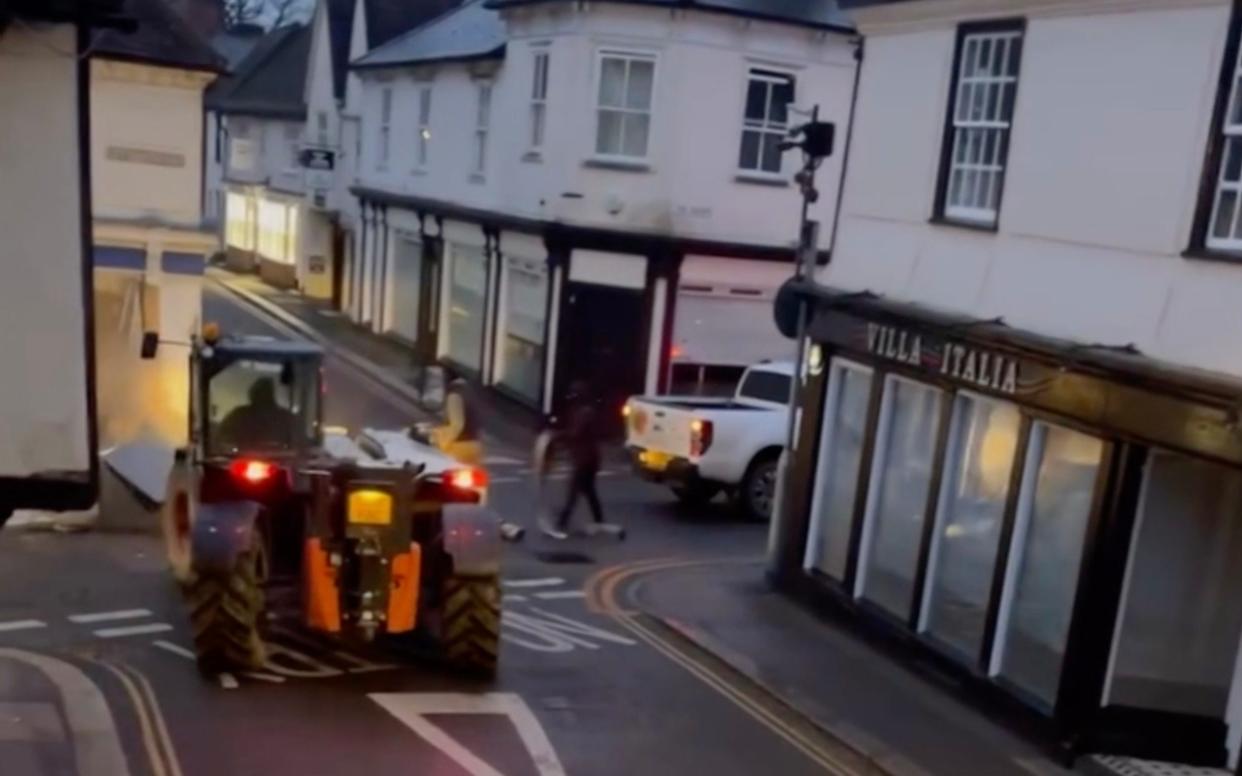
left=826, top=2, right=1242, bottom=379
left=91, top=60, right=213, bottom=226
left=354, top=3, right=857, bottom=250
left=0, top=22, right=91, bottom=477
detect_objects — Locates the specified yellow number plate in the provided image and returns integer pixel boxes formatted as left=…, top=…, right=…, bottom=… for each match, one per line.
left=348, top=489, right=393, bottom=525
left=640, top=450, right=673, bottom=472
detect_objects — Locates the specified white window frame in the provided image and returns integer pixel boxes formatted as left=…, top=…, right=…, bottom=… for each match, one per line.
left=285, top=123, right=301, bottom=171
left=530, top=49, right=550, bottom=151
left=416, top=85, right=433, bottom=169
left=1207, top=37, right=1242, bottom=252
left=738, top=68, right=796, bottom=178
left=592, top=50, right=658, bottom=162
left=378, top=87, right=393, bottom=170
left=940, top=27, right=1023, bottom=228
left=473, top=82, right=492, bottom=177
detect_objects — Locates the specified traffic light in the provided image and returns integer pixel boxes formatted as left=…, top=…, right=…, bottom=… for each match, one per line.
left=780, top=121, right=835, bottom=161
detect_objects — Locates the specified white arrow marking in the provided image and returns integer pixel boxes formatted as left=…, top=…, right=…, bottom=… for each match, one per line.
left=0, top=620, right=46, bottom=633
left=369, top=692, right=567, bottom=776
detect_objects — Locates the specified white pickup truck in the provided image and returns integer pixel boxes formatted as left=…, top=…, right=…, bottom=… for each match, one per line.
left=623, top=362, right=792, bottom=520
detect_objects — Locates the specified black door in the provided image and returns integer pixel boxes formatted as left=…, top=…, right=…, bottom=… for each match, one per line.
left=330, top=225, right=345, bottom=310
left=556, top=281, right=646, bottom=434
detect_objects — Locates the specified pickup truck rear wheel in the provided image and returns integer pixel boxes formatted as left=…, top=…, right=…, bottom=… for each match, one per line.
left=671, top=482, right=720, bottom=508
left=738, top=455, right=779, bottom=522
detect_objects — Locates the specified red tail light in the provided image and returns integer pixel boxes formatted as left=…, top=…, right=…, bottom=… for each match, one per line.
left=690, top=419, right=714, bottom=457
left=230, top=458, right=277, bottom=484
left=447, top=468, right=488, bottom=491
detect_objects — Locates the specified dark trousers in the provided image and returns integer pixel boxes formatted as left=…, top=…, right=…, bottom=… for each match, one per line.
left=557, top=465, right=603, bottom=529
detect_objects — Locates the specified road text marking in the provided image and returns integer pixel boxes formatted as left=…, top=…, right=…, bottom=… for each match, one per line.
left=0, top=620, right=46, bottom=633
left=70, top=609, right=152, bottom=624
left=533, top=590, right=586, bottom=600
left=95, top=624, right=173, bottom=639
left=504, top=578, right=564, bottom=589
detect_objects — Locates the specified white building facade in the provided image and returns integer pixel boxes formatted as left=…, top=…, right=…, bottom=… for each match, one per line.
left=773, top=0, right=1242, bottom=769
left=348, top=0, right=858, bottom=419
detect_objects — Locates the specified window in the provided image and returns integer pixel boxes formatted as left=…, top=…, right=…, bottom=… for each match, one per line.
left=417, top=86, right=432, bottom=168
left=316, top=110, right=328, bottom=145
left=444, top=244, right=488, bottom=370
left=919, top=394, right=1021, bottom=661
left=474, top=83, right=492, bottom=176
left=530, top=50, right=549, bottom=149
left=286, top=124, right=301, bottom=169
left=595, top=52, right=655, bottom=159
left=804, top=360, right=873, bottom=580
left=1106, top=452, right=1242, bottom=717
left=856, top=377, right=944, bottom=618
left=737, top=370, right=790, bottom=404
left=739, top=70, right=795, bottom=175
left=498, top=257, right=548, bottom=403
left=1203, top=15, right=1242, bottom=252
left=378, top=88, right=392, bottom=169
left=991, top=423, right=1103, bottom=708
left=937, top=23, right=1024, bottom=228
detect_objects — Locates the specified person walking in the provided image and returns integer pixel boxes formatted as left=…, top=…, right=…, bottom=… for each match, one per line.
left=542, top=382, right=606, bottom=540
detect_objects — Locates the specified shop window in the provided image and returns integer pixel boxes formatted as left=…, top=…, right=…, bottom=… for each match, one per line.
left=920, top=394, right=1021, bottom=661
left=445, top=244, right=488, bottom=371
left=992, top=422, right=1103, bottom=708
left=1106, top=452, right=1242, bottom=717
left=804, top=360, right=873, bottom=580
left=856, top=376, right=944, bottom=618
left=498, top=257, right=547, bottom=403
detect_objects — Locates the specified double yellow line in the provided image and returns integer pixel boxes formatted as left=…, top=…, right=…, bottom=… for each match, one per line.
left=586, top=558, right=861, bottom=776
left=96, top=661, right=184, bottom=776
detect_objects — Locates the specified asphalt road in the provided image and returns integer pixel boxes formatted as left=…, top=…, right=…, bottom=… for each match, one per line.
left=0, top=286, right=842, bottom=776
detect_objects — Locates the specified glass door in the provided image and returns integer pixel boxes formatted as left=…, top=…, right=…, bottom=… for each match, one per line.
left=919, top=393, right=1022, bottom=662
left=990, top=421, right=1104, bottom=708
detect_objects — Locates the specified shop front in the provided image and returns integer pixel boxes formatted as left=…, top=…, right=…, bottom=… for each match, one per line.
left=774, top=283, right=1242, bottom=769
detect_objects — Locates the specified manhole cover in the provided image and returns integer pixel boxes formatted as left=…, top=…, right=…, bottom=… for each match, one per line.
left=533, top=551, right=594, bottom=564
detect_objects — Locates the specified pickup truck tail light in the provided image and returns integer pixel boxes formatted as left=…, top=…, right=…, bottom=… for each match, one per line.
left=690, top=419, right=714, bottom=457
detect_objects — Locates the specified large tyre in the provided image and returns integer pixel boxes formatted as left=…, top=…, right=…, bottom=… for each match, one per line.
left=185, top=548, right=266, bottom=674
left=441, top=574, right=501, bottom=677
left=160, top=465, right=194, bottom=585
left=737, top=454, right=779, bottom=522
left=671, top=482, right=720, bottom=508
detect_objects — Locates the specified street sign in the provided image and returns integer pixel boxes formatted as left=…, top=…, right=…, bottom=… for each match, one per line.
left=300, top=148, right=335, bottom=192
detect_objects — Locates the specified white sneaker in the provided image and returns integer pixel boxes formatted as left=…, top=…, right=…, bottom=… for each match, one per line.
left=539, top=519, right=568, bottom=541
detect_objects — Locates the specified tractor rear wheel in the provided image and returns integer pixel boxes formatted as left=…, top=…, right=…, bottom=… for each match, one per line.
left=185, top=547, right=266, bottom=674
left=441, top=574, right=501, bottom=677
left=160, top=464, right=195, bottom=586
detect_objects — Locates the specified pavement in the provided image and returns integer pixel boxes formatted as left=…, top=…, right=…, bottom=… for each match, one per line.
left=0, top=268, right=1201, bottom=775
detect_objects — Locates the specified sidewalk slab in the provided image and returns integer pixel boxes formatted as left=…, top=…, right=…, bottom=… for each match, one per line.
left=631, top=559, right=1077, bottom=776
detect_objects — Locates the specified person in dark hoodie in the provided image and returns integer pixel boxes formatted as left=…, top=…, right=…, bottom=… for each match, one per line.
left=542, top=381, right=606, bottom=539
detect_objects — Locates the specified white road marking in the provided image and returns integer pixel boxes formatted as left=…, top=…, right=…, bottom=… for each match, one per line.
left=94, top=624, right=173, bottom=639
left=533, top=590, right=586, bottom=600
left=332, top=650, right=397, bottom=674
left=370, top=693, right=567, bottom=776
left=69, top=609, right=152, bottom=624
left=241, top=672, right=286, bottom=684
left=503, top=577, right=564, bottom=589
left=0, top=649, right=131, bottom=776
left=490, top=476, right=522, bottom=484
left=152, top=641, right=195, bottom=661
left=0, top=620, right=46, bottom=633
left=217, top=673, right=239, bottom=690
left=262, top=643, right=344, bottom=679
left=506, top=594, right=528, bottom=602
left=484, top=455, right=526, bottom=466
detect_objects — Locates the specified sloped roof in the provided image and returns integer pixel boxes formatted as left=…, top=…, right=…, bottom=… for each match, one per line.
left=326, top=0, right=354, bottom=99
left=2, top=0, right=130, bottom=29
left=484, top=0, right=853, bottom=32
left=93, top=0, right=223, bottom=72
left=365, top=0, right=462, bottom=48
left=210, top=24, right=264, bottom=71
left=354, top=0, right=503, bottom=70
left=206, top=24, right=310, bottom=120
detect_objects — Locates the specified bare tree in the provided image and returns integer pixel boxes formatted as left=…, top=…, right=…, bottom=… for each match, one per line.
left=222, top=0, right=265, bottom=28
left=267, top=0, right=312, bottom=28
